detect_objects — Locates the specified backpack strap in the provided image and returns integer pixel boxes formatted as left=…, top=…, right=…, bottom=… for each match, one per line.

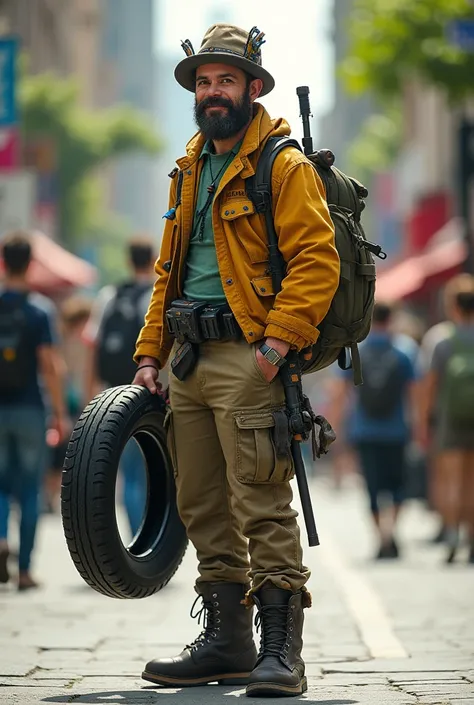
left=246, top=136, right=302, bottom=294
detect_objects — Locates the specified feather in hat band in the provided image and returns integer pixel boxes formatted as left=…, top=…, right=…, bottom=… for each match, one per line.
left=180, top=39, right=195, bottom=57
left=244, top=26, right=266, bottom=63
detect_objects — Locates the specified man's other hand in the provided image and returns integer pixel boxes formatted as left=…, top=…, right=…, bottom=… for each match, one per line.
left=255, top=337, right=290, bottom=383
left=132, top=356, right=161, bottom=394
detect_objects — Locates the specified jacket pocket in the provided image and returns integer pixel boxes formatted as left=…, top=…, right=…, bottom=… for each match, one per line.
left=233, top=408, right=294, bottom=484
left=163, top=408, right=178, bottom=478
left=220, top=200, right=269, bottom=264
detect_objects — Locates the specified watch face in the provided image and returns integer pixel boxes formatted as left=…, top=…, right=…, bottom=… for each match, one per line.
left=266, top=349, right=281, bottom=365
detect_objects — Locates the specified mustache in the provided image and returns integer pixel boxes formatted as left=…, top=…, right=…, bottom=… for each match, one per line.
left=196, top=96, right=234, bottom=115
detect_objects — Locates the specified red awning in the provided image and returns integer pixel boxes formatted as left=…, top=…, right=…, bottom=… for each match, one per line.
left=0, top=230, right=97, bottom=293
left=375, top=217, right=467, bottom=302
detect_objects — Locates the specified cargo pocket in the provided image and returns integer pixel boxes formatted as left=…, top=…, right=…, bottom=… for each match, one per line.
left=164, top=408, right=178, bottom=478
left=233, top=408, right=294, bottom=484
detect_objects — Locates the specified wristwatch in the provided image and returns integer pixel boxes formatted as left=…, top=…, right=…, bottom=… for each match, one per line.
left=258, top=342, right=287, bottom=368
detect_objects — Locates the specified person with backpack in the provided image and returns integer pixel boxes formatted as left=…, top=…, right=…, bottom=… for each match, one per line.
left=82, top=236, right=156, bottom=538
left=330, top=302, right=418, bottom=560
left=420, top=285, right=474, bottom=564
left=0, top=231, right=68, bottom=590
left=131, top=23, right=341, bottom=697
left=418, top=274, right=474, bottom=544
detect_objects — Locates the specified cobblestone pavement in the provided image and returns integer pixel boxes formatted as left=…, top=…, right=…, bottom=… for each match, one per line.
left=1, top=472, right=473, bottom=704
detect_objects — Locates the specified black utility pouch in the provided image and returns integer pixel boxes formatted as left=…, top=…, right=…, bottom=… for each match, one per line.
left=200, top=305, right=225, bottom=340
left=165, top=300, right=207, bottom=343
left=170, top=341, right=199, bottom=381
left=222, top=310, right=242, bottom=340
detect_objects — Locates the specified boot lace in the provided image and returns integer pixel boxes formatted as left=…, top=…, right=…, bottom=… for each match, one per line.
left=185, top=593, right=221, bottom=651
left=255, top=605, right=289, bottom=658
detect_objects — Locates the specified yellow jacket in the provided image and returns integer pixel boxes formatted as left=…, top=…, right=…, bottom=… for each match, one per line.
left=135, top=103, right=340, bottom=368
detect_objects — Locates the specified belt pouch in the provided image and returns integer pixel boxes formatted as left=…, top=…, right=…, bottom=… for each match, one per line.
left=166, top=300, right=207, bottom=343
left=170, top=341, right=199, bottom=381
left=200, top=305, right=225, bottom=340
left=222, top=311, right=241, bottom=339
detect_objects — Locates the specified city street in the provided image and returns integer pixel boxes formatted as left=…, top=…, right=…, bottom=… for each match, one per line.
left=1, top=472, right=473, bottom=705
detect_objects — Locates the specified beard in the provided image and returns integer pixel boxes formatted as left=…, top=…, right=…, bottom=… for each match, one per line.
left=194, top=87, right=252, bottom=141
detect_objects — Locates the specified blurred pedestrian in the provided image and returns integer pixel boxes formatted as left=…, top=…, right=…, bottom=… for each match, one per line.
left=45, top=295, right=92, bottom=513
left=82, top=235, right=156, bottom=538
left=392, top=309, right=427, bottom=502
left=418, top=274, right=474, bottom=542
left=324, top=368, right=359, bottom=490
left=420, top=285, right=474, bottom=564
left=330, top=302, right=418, bottom=559
left=392, top=308, right=424, bottom=367
left=0, top=232, right=68, bottom=590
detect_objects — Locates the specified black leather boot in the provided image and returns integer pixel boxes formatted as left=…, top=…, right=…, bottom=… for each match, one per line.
left=142, top=582, right=257, bottom=687
left=246, top=586, right=307, bottom=697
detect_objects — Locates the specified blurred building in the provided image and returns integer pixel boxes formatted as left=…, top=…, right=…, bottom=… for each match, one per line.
left=98, top=0, right=159, bottom=236
left=320, top=0, right=472, bottom=321
left=0, top=0, right=102, bottom=108
left=318, top=0, right=400, bottom=262
left=0, top=0, right=160, bottom=241
left=318, top=0, right=373, bottom=174
left=375, top=82, right=470, bottom=317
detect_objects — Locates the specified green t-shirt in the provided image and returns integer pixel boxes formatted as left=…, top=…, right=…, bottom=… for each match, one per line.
left=183, top=139, right=242, bottom=303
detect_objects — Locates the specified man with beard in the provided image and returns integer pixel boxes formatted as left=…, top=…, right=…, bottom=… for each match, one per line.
left=133, top=23, right=340, bottom=697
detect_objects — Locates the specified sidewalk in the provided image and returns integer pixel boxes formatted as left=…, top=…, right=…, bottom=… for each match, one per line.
left=1, top=473, right=473, bottom=704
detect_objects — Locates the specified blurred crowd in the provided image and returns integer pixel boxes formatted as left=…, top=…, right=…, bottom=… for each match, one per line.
left=1, top=228, right=474, bottom=591
left=317, top=274, right=474, bottom=564
left=0, top=230, right=158, bottom=590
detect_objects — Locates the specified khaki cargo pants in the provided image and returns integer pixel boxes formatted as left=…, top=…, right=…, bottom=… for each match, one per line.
left=166, top=337, right=310, bottom=594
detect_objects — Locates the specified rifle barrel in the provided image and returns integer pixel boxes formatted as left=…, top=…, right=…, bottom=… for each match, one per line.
left=292, top=440, right=319, bottom=547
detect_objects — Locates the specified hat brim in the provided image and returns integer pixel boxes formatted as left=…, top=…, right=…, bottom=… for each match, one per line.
left=174, top=53, right=275, bottom=97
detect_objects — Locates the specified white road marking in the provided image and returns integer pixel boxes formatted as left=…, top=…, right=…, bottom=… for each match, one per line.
left=317, top=534, right=408, bottom=659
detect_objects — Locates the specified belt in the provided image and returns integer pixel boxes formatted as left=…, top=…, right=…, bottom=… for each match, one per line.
left=165, top=299, right=241, bottom=344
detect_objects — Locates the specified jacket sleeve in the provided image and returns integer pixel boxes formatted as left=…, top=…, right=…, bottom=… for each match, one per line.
left=133, top=177, right=178, bottom=368
left=264, top=156, right=340, bottom=350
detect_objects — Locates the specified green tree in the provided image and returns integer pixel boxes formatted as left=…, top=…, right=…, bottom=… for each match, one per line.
left=19, top=72, right=161, bottom=248
left=341, top=0, right=474, bottom=103
left=346, top=104, right=402, bottom=185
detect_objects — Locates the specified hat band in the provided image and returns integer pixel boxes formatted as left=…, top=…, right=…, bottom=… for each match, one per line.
left=198, top=46, right=262, bottom=66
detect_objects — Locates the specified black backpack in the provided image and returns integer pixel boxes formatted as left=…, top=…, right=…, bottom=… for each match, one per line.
left=246, top=136, right=385, bottom=385
left=358, top=344, right=405, bottom=418
left=0, top=292, right=31, bottom=390
left=97, top=282, right=151, bottom=387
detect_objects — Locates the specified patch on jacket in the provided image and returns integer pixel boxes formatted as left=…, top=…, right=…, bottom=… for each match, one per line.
left=226, top=189, right=246, bottom=199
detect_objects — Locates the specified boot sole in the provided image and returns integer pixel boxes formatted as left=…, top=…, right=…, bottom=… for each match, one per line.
left=246, top=676, right=308, bottom=697
left=142, top=670, right=251, bottom=687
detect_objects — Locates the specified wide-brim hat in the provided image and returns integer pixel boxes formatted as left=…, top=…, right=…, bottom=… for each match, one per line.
left=175, top=23, right=275, bottom=97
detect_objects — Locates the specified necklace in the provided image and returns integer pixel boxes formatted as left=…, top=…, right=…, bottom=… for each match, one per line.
left=195, top=150, right=235, bottom=241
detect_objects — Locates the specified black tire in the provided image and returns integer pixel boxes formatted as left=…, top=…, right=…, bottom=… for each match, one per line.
left=61, top=385, right=188, bottom=599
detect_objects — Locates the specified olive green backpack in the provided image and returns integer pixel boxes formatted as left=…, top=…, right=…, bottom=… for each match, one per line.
left=246, top=136, right=386, bottom=385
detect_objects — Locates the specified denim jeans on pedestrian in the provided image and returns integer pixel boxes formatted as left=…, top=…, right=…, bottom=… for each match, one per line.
left=120, top=437, right=147, bottom=538
left=0, top=406, right=47, bottom=572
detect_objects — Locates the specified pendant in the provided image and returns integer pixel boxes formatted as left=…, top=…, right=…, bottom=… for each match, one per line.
left=207, top=182, right=215, bottom=194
